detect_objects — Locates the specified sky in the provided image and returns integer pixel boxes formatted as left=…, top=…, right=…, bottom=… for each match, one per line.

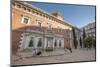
left=28, top=2, right=96, bottom=28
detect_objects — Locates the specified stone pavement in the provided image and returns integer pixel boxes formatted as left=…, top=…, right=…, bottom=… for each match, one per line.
left=11, top=48, right=69, bottom=61
left=11, top=48, right=96, bottom=65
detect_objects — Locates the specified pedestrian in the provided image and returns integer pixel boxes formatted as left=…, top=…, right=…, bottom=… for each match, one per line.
left=64, top=48, right=67, bottom=52
left=32, top=48, right=36, bottom=56
left=67, top=47, right=72, bottom=53
left=36, top=51, right=42, bottom=56
left=64, top=47, right=72, bottom=53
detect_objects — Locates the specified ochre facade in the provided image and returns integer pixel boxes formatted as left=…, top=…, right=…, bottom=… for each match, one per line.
left=12, top=1, right=74, bottom=54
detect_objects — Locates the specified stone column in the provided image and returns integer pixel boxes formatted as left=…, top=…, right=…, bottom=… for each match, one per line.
left=34, top=36, right=37, bottom=49
left=57, top=39, right=59, bottom=48
left=44, top=37, right=47, bottom=49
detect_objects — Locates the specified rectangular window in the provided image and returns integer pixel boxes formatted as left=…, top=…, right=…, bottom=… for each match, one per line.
left=21, top=16, right=30, bottom=24
left=24, top=18, right=29, bottom=24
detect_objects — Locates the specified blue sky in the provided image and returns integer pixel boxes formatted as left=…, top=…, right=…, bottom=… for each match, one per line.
left=28, top=2, right=96, bottom=28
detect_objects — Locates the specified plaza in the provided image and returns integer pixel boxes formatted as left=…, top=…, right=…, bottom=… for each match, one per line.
left=11, top=1, right=96, bottom=66
left=12, top=48, right=96, bottom=65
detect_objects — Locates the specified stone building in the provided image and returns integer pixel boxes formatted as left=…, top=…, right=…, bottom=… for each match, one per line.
left=12, top=1, right=80, bottom=54
left=83, top=22, right=96, bottom=37
left=80, top=22, right=96, bottom=48
left=81, top=22, right=96, bottom=39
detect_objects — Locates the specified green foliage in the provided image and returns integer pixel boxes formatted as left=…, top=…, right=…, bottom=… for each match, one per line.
left=83, top=28, right=86, bottom=39
left=83, top=36, right=95, bottom=48
left=80, top=37, right=82, bottom=48
left=93, top=38, right=96, bottom=48
left=82, top=28, right=87, bottom=48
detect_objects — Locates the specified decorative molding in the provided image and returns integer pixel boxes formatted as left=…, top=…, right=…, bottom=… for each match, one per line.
left=12, top=1, right=75, bottom=28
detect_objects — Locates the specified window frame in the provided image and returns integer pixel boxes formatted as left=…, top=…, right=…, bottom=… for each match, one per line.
left=37, top=38, right=42, bottom=47
left=21, top=16, right=30, bottom=25
left=28, top=37, right=34, bottom=47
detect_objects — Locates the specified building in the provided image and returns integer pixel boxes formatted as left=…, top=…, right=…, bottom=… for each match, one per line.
left=12, top=1, right=81, bottom=54
left=72, top=27, right=81, bottom=49
left=82, top=22, right=96, bottom=38
left=80, top=22, right=96, bottom=48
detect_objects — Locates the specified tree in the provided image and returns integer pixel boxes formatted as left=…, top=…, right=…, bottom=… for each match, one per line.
left=83, top=28, right=86, bottom=39
left=80, top=37, right=82, bottom=48
left=83, top=36, right=95, bottom=49
left=82, top=28, right=86, bottom=48
left=72, top=27, right=78, bottom=49
left=92, top=37, right=96, bottom=48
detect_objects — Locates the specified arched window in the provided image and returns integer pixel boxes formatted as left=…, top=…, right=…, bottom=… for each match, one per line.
left=54, top=40, right=57, bottom=47
left=59, top=40, right=62, bottom=47
left=37, top=38, right=42, bottom=47
left=29, top=37, right=34, bottom=47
